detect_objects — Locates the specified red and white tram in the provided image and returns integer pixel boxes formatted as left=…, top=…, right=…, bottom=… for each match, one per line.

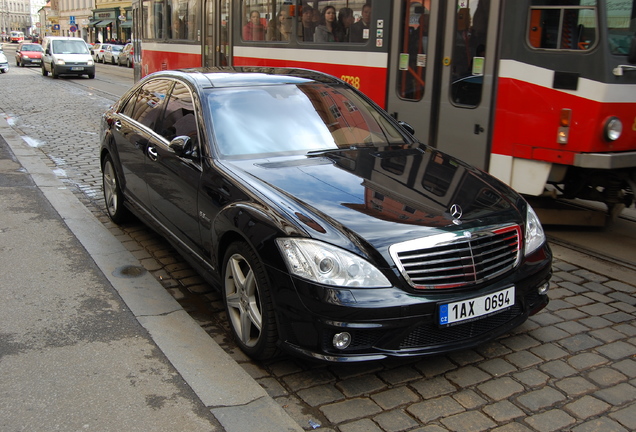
left=131, top=0, right=636, bottom=213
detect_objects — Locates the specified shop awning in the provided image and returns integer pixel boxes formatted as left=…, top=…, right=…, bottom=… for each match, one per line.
left=120, top=20, right=132, bottom=28
left=95, top=20, right=113, bottom=28
left=89, top=19, right=102, bottom=27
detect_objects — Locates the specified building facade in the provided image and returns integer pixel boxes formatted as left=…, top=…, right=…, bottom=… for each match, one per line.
left=1, top=0, right=32, bottom=39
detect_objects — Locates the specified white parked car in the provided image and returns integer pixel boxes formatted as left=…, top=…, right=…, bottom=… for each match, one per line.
left=103, top=45, right=124, bottom=65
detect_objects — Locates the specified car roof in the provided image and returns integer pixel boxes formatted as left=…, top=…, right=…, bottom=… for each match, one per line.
left=142, top=67, right=343, bottom=89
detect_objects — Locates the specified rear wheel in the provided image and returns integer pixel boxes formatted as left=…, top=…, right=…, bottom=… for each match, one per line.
left=223, top=242, right=279, bottom=360
left=102, top=154, right=130, bottom=224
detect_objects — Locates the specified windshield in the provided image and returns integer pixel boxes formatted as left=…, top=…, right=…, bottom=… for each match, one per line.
left=206, top=83, right=409, bottom=158
left=607, top=0, right=636, bottom=55
left=22, top=44, right=43, bottom=52
left=51, top=40, right=89, bottom=54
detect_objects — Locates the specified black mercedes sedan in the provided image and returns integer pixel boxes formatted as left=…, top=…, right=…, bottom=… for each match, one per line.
left=100, top=67, right=551, bottom=362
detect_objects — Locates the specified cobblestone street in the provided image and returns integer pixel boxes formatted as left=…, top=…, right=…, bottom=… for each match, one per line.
left=2, top=67, right=635, bottom=432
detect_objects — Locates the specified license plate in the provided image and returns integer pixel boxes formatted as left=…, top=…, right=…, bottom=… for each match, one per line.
left=439, top=286, right=515, bottom=326
left=33, top=60, right=41, bottom=63
left=71, top=67, right=84, bottom=71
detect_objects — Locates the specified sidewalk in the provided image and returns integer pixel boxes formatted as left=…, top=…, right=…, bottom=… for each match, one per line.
left=0, top=119, right=302, bottom=431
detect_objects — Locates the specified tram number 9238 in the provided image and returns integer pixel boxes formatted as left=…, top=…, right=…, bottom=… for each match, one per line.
left=439, top=286, right=515, bottom=326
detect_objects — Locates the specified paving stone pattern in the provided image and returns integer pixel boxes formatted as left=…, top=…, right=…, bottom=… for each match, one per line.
left=2, top=68, right=636, bottom=432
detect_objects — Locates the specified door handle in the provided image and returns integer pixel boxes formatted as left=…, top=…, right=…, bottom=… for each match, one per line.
left=474, top=124, right=485, bottom=135
left=148, top=146, right=158, bottom=161
left=114, top=120, right=122, bottom=129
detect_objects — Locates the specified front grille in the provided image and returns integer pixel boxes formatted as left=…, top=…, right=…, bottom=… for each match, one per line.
left=390, top=225, right=521, bottom=289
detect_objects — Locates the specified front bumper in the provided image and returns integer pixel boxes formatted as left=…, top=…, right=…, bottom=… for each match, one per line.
left=268, top=244, right=552, bottom=362
left=21, top=57, right=41, bottom=66
left=55, top=64, right=95, bottom=75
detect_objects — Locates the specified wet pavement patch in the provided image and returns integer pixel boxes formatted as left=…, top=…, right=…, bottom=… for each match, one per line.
left=112, top=265, right=147, bottom=278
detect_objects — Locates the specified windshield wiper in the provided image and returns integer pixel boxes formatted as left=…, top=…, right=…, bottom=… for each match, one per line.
left=306, top=144, right=376, bottom=156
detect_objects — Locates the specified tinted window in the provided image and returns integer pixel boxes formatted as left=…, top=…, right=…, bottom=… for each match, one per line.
left=129, top=79, right=172, bottom=130
left=157, top=82, right=198, bottom=147
left=207, top=83, right=408, bottom=157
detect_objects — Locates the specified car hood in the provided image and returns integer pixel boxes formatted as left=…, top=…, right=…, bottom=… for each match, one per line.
left=225, top=144, right=525, bottom=259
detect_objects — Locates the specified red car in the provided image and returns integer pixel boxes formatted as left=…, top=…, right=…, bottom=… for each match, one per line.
left=15, top=42, right=43, bottom=67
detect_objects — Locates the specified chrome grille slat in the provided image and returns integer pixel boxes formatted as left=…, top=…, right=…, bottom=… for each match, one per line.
left=389, top=225, right=522, bottom=290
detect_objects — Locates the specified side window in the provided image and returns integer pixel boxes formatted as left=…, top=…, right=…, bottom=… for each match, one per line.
left=240, top=1, right=372, bottom=44
left=450, top=0, right=490, bottom=107
left=302, top=1, right=372, bottom=43
left=157, top=82, right=198, bottom=149
left=130, top=79, right=172, bottom=130
left=167, top=0, right=199, bottom=40
left=143, top=0, right=166, bottom=39
left=397, top=2, right=430, bottom=101
left=241, top=3, right=268, bottom=41
left=528, top=1, right=597, bottom=50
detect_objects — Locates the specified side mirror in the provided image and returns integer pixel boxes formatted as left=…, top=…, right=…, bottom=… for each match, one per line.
left=45, top=48, right=50, bottom=55
left=398, top=121, right=415, bottom=136
left=169, top=135, right=191, bottom=156
left=628, top=37, right=636, bottom=65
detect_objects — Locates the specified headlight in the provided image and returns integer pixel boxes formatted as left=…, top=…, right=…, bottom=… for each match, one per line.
left=604, top=117, right=622, bottom=142
left=525, top=205, right=546, bottom=255
left=88, top=59, right=94, bottom=66
left=276, top=238, right=391, bottom=288
left=56, top=59, right=66, bottom=65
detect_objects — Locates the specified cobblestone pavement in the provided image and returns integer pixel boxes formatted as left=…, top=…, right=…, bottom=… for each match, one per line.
left=2, top=67, right=636, bottom=432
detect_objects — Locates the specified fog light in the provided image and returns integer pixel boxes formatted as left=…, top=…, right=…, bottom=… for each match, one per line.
left=538, top=282, right=549, bottom=295
left=332, top=332, right=351, bottom=350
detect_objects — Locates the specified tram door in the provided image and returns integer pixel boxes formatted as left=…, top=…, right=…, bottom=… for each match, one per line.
left=203, top=0, right=231, bottom=67
left=387, top=0, right=500, bottom=170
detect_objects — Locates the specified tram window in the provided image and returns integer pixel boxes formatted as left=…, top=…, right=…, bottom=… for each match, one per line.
left=143, top=0, right=166, bottom=39
left=302, top=1, right=371, bottom=43
left=450, top=0, right=490, bottom=107
left=528, top=1, right=598, bottom=51
left=397, top=2, right=430, bottom=101
left=167, top=0, right=198, bottom=41
left=606, top=0, right=635, bottom=55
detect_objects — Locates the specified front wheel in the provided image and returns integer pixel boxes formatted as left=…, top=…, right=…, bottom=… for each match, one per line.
left=223, top=242, right=279, bottom=360
left=102, top=154, right=130, bottom=224
left=42, top=65, right=48, bottom=76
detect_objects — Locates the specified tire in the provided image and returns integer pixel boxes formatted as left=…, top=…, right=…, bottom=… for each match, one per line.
left=42, top=65, right=48, bottom=76
left=127, top=59, right=131, bottom=68
left=88, top=73, right=95, bottom=79
left=111, top=57, right=115, bottom=65
left=223, top=242, right=279, bottom=360
left=102, top=154, right=130, bottom=224
left=51, top=65, right=58, bottom=79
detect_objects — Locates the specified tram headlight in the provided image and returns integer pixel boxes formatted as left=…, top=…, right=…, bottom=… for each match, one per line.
left=603, top=117, right=622, bottom=142
left=525, top=205, right=546, bottom=256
